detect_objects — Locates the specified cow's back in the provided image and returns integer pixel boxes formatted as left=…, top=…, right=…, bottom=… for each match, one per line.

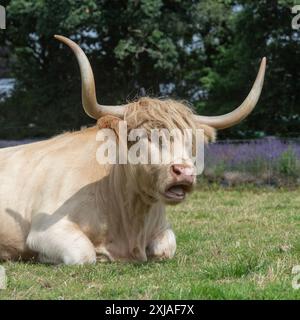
left=0, top=126, right=108, bottom=260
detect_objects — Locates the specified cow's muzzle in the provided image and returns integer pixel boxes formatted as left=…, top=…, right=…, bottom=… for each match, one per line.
left=162, top=164, right=195, bottom=203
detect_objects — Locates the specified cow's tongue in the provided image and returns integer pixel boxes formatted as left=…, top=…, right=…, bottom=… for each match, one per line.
left=167, top=185, right=185, bottom=197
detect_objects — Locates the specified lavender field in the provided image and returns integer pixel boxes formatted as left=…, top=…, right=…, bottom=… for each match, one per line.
left=0, top=139, right=39, bottom=148
left=203, top=137, right=300, bottom=186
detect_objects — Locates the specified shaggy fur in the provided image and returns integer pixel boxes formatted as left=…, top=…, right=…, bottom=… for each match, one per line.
left=0, top=97, right=215, bottom=264
left=124, top=98, right=216, bottom=142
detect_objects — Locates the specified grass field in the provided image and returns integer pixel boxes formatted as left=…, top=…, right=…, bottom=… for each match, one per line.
left=1, top=186, right=300, bottom=300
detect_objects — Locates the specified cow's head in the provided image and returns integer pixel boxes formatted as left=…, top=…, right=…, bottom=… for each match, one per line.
left=55, top=35, right=266, bottom=205
left=96, top=98, right=216, bottom=204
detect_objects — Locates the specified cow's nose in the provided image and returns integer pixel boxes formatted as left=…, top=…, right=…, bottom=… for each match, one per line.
left=171, top=164, right=195, bottom=184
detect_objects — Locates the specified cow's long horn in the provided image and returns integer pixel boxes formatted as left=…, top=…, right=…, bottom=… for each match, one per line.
left=194, top=57, right=266, bottom=129
left=54, top=35, right=126, bottom=119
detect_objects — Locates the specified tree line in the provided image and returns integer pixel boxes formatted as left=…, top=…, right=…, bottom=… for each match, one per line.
left=0, top=0, right=299, bottom=139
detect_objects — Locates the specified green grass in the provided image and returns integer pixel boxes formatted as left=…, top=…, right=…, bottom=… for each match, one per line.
left=1, top=186, right=300, bottom=299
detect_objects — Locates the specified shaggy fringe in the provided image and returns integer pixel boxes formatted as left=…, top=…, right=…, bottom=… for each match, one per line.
left=124, top=97, right=216, bottom=142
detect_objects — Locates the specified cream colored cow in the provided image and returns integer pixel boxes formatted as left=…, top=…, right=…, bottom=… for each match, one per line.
left=0, top=36, right=266, bottom=264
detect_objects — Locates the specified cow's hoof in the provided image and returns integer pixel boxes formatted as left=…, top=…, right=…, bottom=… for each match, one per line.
left=146, top=229, right=176, bottom=260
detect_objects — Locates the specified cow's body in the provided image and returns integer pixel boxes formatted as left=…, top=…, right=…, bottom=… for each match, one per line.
left=0, top=35, right=265, bottom=265
left=0, top=126, right=175, bottom=263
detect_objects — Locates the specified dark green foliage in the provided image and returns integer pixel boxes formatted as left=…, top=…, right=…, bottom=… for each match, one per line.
left=202, top=0, right=300, bottom=138
left=0, top=0, right=298, bottom=138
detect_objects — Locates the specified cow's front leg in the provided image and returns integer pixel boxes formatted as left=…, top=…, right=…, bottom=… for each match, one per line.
left=146, top=228, right=176, bottom=260
left=26, top=217, right=96, bottom=265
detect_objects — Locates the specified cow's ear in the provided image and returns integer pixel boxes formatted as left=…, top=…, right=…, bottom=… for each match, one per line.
left=197, top=124, right=216, bottom=143
left=97, top=116, right=125, bottom=140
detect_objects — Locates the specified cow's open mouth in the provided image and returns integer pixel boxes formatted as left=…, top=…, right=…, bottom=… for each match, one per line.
left=163, top=182, right=193, bottom=202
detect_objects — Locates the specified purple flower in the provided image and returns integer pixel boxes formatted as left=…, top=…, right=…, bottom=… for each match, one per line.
left=204, top=137, right=300, bottom=173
